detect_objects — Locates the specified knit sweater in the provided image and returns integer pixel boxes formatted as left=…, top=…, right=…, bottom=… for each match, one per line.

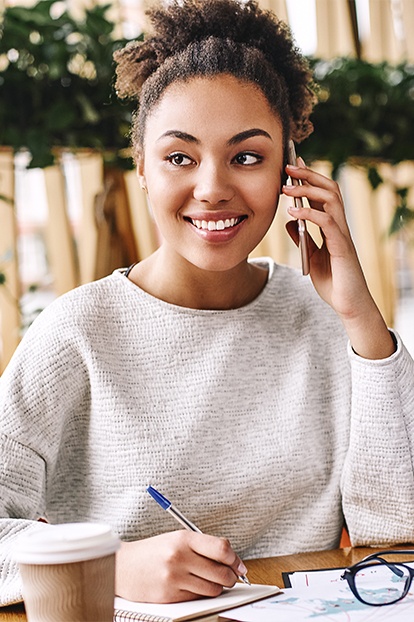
left=1, top=258, right=414, bottom=605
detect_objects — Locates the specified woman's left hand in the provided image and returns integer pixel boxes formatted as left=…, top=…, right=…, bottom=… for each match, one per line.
left=282, top=158, right=395, bottom=360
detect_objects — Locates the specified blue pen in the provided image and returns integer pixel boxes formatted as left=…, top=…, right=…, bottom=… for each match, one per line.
left=147, top=485, right=251, bottom=586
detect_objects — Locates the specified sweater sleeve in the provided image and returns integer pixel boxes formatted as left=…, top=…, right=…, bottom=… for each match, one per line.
left=0, top=298, right=89, bottom=606
left=0, top=435, right=51, bottom=605
left=341, top=330, right=414, bottom=546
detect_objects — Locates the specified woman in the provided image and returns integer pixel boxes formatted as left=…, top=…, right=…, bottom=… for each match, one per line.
left=1, top=0, right=414, bottom=607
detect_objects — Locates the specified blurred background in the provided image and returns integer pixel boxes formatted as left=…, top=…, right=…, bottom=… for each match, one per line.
left=0, top=0, right=414, bottom=373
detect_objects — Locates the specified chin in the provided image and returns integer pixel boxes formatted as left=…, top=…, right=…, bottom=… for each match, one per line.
left=187, top=254, right=248, bottom=274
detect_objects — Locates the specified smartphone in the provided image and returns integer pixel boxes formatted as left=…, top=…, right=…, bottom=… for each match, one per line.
left=287, top=140, right=310, bottom=276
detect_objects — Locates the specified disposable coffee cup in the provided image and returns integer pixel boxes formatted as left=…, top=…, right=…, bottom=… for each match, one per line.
left=15, top=522, right=120, bottom=622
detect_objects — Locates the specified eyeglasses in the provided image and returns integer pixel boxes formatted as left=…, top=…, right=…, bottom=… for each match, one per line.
left=341, top=550, right=414, bottom=606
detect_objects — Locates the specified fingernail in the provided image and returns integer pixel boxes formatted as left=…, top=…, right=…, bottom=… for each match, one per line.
left=286, top=163, right=299, bottom=170
left=298, top=156, right=306, bottom=167
left=237, top=561, right=248, bottom=575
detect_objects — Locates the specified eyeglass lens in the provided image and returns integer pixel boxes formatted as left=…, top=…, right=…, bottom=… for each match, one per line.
left=354, top=563, right=411, bottom=605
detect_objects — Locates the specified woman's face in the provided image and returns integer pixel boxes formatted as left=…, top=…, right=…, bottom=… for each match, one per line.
left=138, top=74, right=284, bottom=274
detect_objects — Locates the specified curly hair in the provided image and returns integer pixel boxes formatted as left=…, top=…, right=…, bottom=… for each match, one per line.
left=114, top=0, right=315, bottom=157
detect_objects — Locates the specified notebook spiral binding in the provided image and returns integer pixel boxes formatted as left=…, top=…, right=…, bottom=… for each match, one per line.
left=114, top=609, right=170, bottom=622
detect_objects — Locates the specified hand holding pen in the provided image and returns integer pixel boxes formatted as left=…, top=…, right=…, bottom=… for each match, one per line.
left=147, top=486, right=251, bottom=586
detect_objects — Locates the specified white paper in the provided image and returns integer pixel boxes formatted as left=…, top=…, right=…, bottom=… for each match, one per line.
left=114, top=583, right=280, bottom=621
left=222, top=567, right=414, bottom=621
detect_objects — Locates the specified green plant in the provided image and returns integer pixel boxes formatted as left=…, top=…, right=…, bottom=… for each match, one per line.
left=300, top=57, right=414, bottom=236
left=0, top=0, right=136, bottom=169
left=302, top=57, right=414, bottom=169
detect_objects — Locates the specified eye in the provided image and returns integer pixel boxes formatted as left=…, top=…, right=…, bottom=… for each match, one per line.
left=166, top=152, right=193, bottom=166
left=233, top=152, right=263, bottom=165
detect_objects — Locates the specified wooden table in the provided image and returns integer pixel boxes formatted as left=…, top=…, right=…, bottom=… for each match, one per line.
left=244, top=545, right=383, bottom=587
left=0, top=546, right=404, bottom=621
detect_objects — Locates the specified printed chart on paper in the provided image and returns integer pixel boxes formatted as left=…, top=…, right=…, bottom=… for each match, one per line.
left=224, top=566, right=414, bottom=621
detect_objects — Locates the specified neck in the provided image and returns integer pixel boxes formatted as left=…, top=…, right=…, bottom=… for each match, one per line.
left=128, top=249, right=269, bottom=310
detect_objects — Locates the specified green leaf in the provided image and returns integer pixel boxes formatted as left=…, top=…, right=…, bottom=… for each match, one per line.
left=396, top=186, right=409, bottom=200
left=0, top=193, right=14, bottom=205
left=367, top=167, right=384, bottom=190
left=389, top=205, right=414, bottom=235
left=25, top=128, right=54, bottom=168
left=76, top=92, right=101, bottom=124
left=45, top=101, right=77, bottom=131
left=7, top=6, right=55, bottom=28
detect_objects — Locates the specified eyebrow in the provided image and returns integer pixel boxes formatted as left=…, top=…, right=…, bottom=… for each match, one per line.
left=157, top=128, right=272, bottom=145
left=158, top=130, right=199, bottom=144
left=227, top=129, right=273, bottom=145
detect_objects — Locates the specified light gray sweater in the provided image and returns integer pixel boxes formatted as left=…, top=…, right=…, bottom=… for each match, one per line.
left=1, top=258, right=414, bottom=605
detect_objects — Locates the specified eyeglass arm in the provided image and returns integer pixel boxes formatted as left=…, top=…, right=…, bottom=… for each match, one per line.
left=342, top=549, right=414, bottom=581
left=361, top=549, right=414, bottom=563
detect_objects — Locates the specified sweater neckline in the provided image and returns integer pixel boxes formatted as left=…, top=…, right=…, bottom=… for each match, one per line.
left=113, top=257, right=277, bottom=315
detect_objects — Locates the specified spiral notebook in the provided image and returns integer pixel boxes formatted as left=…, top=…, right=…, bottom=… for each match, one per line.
left=113, top=583, right=281, bottom=621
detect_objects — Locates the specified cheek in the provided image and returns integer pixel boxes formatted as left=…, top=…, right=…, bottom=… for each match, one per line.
left=146, top=160, right=185, bottom=192
left=243, top=174, right=280, bottom=212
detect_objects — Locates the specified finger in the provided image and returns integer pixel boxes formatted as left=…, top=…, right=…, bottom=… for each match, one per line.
left=283, top=163, right=344, bottom=219
left=189, top=534, right=247, bottom=583
left=189, top=557, right=239, bottom=590
left=173, top=568, right=230, bottom=600
left=288, top=207, right=356, bottom=261
left=283, top=186, right=349, bottom=233
left=285, top=220, right=319, bottom=257
left=287, top=203, right=341, bottom=234
left=151, top=533, right=237, bottom=599
left=153, top=581, right=223, bottom=603
left=190, top=534, right=241, bottom=567
left=286, top=163, right=342, bottom=198
left=283, top=183, right=342, bottom=212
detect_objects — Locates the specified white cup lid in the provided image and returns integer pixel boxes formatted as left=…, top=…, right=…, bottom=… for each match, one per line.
left=15, top=522, right=120, bottom=565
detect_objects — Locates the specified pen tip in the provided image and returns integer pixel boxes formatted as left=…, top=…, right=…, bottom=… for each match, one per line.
left=240, top=575, right=251, bottom=586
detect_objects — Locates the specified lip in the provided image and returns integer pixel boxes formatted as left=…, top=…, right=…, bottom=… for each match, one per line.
left=184, top=213, right=247, bottom=242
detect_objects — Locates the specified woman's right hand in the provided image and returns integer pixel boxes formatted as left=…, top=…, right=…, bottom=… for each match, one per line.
left=115, top=530, right=248, bottom=603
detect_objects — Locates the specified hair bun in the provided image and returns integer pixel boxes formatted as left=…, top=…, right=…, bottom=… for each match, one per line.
left=115, top=0, right=315, bottom=143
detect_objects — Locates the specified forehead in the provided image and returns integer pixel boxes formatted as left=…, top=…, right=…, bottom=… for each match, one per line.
left=143, top=74, right=282, bottom=143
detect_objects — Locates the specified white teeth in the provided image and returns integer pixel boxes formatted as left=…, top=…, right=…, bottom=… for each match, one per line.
left=190, top=217, right=241, bottom=230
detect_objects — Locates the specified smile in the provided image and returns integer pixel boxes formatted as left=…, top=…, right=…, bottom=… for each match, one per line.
left=186, top=216, right=246, bottom=231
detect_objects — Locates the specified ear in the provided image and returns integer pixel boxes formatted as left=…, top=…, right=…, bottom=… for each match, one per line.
left=137, top=157, right=147, bottom=192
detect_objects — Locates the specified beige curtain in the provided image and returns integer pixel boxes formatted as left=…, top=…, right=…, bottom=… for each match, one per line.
left=341, top=164, right=397, bottom=326
left=125, top=171, right=159, bottom=261
left=401, top=0, right=414, bottom=61
left=258, top=0, right=288, bottom=21
left=76, top=152, right=104, bottom=285
left=0, top=149, right=20, bottom=374
left=312, top=0, right=414, bottom=63
left=315, top=0, right=357, bottom=58
left=43, top=163, right=79, bottom=295
left=364, top=0, right=401, bottom=62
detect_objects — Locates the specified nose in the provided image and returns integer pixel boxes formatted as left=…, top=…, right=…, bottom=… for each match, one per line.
left=192, top=161, right=234, bottom=204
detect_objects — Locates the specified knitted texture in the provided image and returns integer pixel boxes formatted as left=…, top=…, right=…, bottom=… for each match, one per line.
left=1, top=259, right=414, bottom=605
